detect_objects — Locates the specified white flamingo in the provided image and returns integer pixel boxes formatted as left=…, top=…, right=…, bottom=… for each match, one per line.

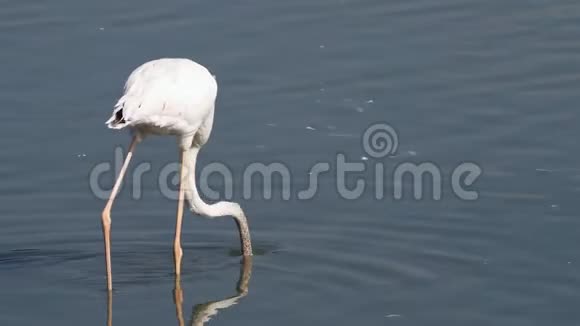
left=101, top=58, right=253, bottom=291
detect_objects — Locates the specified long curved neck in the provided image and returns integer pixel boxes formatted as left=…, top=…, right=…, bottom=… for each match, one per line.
left=183, top=147, right=253, bottom=256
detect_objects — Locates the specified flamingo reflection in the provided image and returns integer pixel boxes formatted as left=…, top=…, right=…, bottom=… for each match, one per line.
left=105, top=257, right=253, bottom=326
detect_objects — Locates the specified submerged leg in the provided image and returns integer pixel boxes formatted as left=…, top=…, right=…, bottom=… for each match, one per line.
left=101, top=136, right=139, bottom=291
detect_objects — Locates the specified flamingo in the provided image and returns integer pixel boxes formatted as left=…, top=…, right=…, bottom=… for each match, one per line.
left=101, top=58, right=253, bottom=291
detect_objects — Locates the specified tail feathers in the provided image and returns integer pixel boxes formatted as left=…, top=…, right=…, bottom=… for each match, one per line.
left=105, top=108, right=127, bottom=129
left=106, top=96, right=136, bottom=129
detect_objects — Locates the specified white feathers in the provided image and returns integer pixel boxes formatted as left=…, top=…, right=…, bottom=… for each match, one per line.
left=106, top=58, right=218, bottom=136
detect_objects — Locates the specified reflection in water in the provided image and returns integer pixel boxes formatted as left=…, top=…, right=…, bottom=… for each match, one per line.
left=105, top=257, right=253, bottom=325
left=106, top=290, right=112, bottom=326
left=175, top=257, right=253, bottom=326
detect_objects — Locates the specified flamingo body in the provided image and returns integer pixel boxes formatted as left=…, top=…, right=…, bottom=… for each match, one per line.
left=106, top=58, right=217, bottom=143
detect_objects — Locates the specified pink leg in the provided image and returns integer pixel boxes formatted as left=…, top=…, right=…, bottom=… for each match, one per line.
left=173, top=150, right=186, bottom=276
left=101, top=136, right=139, bottom=291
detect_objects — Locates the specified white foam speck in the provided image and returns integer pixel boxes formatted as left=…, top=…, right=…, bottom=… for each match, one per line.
left=306, top=126, right=316, bottom=131
left=328, top=133, right=356, bottom=138
left=361, top=156, right=368, bottom=161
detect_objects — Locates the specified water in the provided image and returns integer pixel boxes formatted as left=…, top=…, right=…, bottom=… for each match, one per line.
left=1, top=0, right=580, bottom=325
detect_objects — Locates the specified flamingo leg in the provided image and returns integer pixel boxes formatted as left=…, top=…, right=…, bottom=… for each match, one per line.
left=173, top=150, right=186, bottom=276
left=101, top=136, right=139, bottom=291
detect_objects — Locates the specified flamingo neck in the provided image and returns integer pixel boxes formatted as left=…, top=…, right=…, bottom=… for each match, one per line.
left=213, top=201, right=253, bottom=256
left=183, top=147, right=253, bottom=256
